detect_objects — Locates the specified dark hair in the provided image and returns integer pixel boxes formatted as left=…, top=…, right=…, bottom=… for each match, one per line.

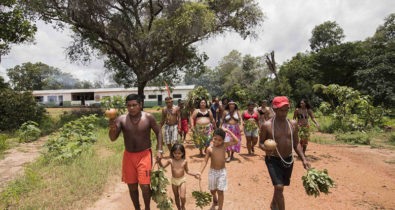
left=213, top=128, right=226, bottom=140
left=165, top=97, right=172, bottom=101
left=296, top=99, right=311, bottom=109
left=261, top=100, right=268, bottom=104
left=247, top=101, right=255, bottom=106
left=126, top=94, right=142, bottom=103
left=225, top=100, right=238, bottom=111
left=222, top=97, right=228, bottom=103
left=197, top=98, right=207, bottom=109
left=170, top=143, right=185, bottom=159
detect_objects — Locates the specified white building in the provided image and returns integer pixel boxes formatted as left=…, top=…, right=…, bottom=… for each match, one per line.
left=32, top=85, right=195, bottom=107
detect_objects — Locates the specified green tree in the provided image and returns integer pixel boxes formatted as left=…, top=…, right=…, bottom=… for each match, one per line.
left=0, top=0, right=37, bottom=56
left=0, top=89, right=45, bottom=131
left=0, top=76, right=8, bottom=89
left=355, top=13, right=395, bottom=106
left=22, top=0, right=264, bottom=100
left=309, top=21, right=345, bottom=52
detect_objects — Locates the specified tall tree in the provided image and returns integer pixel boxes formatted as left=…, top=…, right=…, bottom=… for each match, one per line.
left=22, top=0, right=264, bottom=100
left=0, top=0, right=37, bottom=57
left=0, top=76, right=9, bottom=89
left=356, top=13, right=395, bottom=106
left=309, top=21, right=345, bottom=52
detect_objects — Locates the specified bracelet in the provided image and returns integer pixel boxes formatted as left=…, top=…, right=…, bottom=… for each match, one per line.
left=157, top=150, right=163, bottom=153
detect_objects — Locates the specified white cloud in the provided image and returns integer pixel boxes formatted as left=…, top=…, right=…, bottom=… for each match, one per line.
left=1, top=0, right=394, bottom=82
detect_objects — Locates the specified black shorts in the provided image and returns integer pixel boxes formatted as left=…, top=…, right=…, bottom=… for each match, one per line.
left=265, top=156, right=294, bottom=186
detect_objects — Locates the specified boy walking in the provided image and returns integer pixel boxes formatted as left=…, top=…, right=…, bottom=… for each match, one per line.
left=199, top=128, right=239, bottom=210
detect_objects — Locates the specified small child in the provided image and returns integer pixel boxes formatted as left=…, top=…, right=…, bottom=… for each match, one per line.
left=198, top=128, right=239, bottom=210
left=158, top=143, right=200, bottom=210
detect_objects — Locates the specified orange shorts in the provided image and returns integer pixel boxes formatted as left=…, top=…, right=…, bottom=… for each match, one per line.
left=122, top=149, right=152, bottom=184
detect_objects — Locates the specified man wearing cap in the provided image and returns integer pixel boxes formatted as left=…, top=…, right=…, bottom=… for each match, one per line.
left=259, top=96, right=310, bottom=210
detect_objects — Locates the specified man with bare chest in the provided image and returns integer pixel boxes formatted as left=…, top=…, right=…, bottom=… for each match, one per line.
left=259, top=96, right=310, bottom=210
left=160, top=97, right=181, bottom=153
left=109, top=94, right=163, bottom=210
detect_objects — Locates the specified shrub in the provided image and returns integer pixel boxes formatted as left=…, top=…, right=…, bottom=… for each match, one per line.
left=0, top=134, right=8, bottom=151
left=45, top=115, right=98, bottom=161
left=38, top=115, right=58, bottom=136
left=58, top=108, right=104, bottom=128
left=335, top=132, right=371, bottom=145
left=390, top=133, right=395, bottom=143
left=0, top=89, right=45, bottom=131
left=17, top=121, right=41, bottom=143
left=100, top=96, right=126, bottom=114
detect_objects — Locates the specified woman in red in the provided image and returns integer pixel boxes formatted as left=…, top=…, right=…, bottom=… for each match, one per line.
left=242, top=101, right=260, bottom=155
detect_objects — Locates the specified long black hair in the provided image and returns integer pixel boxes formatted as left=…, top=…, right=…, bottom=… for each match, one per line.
left=170, top=143, right=186, bottom=159
left=296, top=99, right=311, bottom=109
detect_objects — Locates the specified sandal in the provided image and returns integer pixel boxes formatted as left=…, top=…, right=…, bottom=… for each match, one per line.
left=226, top=157, right=231, bottom=162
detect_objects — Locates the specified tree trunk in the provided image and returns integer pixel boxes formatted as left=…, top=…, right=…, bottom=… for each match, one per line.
left=137, top=80, right=147, bottom=110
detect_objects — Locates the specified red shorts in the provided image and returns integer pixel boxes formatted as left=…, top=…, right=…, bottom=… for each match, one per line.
left=122, top=149, right=152, bottom=184
left=180, top=119, right=188, bottom=133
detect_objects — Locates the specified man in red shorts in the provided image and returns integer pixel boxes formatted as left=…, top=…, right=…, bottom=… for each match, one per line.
left=178, top=99, right=190, bottom=142
left=109, top=94, right=163, bottom=210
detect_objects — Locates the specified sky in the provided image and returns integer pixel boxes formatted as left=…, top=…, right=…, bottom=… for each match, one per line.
left=1, top=0, right=394, bottom=84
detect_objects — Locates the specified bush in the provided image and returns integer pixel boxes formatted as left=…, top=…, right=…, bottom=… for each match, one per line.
left=39, top=115, right=58, bottom=136
left=0, top=89, right=46, bottom=131
left=335, top=132, right=371, bottom=145
left=45, top=115, right=98, bottom=161
left=17, top=121, right=41, bottom=143
left=390, top=133, right=395, bottom=143
left=100, top=96, right=126, bottom=114
left=58, top=108, right=104, bottom=128
left=0, top=134, right=8, bottom=151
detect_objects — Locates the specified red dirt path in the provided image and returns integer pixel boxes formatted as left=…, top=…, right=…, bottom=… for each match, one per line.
left=87, top=132, right=395, bottom=210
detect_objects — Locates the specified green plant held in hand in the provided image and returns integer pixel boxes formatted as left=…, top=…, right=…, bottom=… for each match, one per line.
left=244, top=120, right=258, bottom=132
left=298, top=126, right=310, bottom=140
left=302, top=167, right=335, bottom=197
left=18, top=121, right=41, bottom=143
left=150, top=167, right=173, bottom=210
left=192, top=190, right=212, bottom=209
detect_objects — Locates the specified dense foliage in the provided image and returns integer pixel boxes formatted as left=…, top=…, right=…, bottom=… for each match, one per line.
left=192, top=191, right=212, bottom=209
left=17, top=121, right=41, bottom=143
left=151, top=167, right=173, bottom=210
left=0, top=0, right=37, bottom=56
left=0, top=89, right=45, bottom=131
left=302, top=168, right=335, bottom=197
left=185, top=86, right=211, bottom=112
left=100, top=95, right=127, bottom=114
left=45, top=115, right=98, bottom=161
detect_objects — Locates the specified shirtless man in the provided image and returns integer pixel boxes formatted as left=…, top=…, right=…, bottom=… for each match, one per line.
left=109, top=94, right=163, bottom=210
left=259, top=96, right=310, bottom=210
left=161, top=97, right=181, bottom=153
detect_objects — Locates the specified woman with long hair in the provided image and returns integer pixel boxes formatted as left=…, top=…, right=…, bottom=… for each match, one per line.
left=191, top=99, right=217, bottom=156
left=293, top=99, right=320, bottom=155
left=220, top=100, right=243, bottom=162
left=242, top=101, right=259, bottom=155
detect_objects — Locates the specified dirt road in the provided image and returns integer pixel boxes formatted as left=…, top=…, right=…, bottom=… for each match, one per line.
left=87, top=132, right=395, bottom=210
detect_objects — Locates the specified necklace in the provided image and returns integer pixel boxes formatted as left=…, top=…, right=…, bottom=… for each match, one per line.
left=272, top=116, right=294, bottom=167
left=129, top=113, right=142, bottom=125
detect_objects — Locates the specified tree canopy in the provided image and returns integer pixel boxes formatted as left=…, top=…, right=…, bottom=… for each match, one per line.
left=22, top=0, right=264, bottom=98
left=0, top=0, right=37, bottom=56
left=309, top=21, right=345, bottom=52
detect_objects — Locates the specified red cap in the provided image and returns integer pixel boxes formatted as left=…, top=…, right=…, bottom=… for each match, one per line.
left=272, top=96, right=290, bottom=109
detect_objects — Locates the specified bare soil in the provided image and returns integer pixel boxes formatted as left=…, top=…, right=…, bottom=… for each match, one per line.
left=0, top=137, right=48, bottom=189
left=87, top=132, right=395, bottom=210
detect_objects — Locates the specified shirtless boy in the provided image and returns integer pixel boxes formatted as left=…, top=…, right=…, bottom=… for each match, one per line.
left=109, top=94, right=163, bottom=210
left=199, top=128, right=239, bottom=210
left=259, top=96, right=310, bottom=210
left=161, top=97, right=181, bottom=153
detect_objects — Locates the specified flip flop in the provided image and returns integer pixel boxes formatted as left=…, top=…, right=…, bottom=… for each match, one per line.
left=226, top=157, right=231, bottom=162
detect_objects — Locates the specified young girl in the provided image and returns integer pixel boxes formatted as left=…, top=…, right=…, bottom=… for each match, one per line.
left=158, top=144, right=200, bottom=210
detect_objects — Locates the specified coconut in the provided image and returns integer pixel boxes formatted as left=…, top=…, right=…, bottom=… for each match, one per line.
left=264, top=139, right=277, bottom=151
left=105, top=108, right=118, bottom=119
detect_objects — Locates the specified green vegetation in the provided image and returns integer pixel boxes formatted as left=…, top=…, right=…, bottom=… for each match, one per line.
left=45, top=115, right=98, bottom=161
left=335, top=132, right=371, bottom=145
left=0, top=134, right=8, bottom=152
left=302, top=168, right=335, bottom=197
left=151, top=167, right=174, bottom=210
left=17, top=121, right=41, bottom=143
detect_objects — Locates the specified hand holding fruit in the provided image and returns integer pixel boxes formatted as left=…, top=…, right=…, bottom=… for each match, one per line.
left=105, top=108, right=118, bottom=119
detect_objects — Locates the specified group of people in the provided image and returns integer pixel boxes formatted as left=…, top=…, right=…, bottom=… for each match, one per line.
left=109, top=94, right=320, bottom=210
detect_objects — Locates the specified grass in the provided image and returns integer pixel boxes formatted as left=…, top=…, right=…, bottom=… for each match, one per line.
left=0, top=118, right=164, bottom=209
left=0, top=128, right=124, bottom=209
